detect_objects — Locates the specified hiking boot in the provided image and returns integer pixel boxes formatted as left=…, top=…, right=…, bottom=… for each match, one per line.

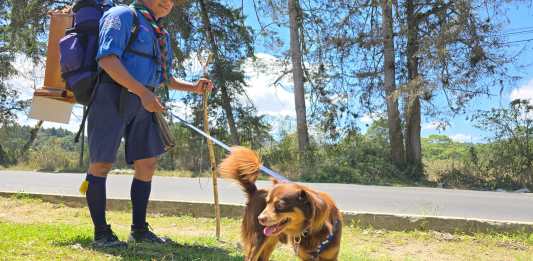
left=128, top=223, right=173, bottom=244
left=92, top=224, right=127, bottom=249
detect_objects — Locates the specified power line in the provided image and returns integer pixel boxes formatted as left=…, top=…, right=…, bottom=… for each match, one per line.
left=499, top=29, right=533, bottom=36
left=502, top=38, right=533, bottom=44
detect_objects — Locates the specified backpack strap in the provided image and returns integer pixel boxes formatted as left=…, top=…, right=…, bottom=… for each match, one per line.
left=119, top=7, right=150, bottom=117
left=124, top=7, right=158, bottom=62
left=125, top=7, right=140, bottom=54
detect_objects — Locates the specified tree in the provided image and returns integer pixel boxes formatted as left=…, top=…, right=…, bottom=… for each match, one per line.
left=197, top=0, right=242, bottom=145
left=401, top=0, right=515, bottom=177
left=346, top=0, right=514, bottom=178
left=382, top=0, right=405, bottom=165
left=288, top=0, right=311, bottom=172
left=403, top=0, right=422, bottom=175
left=158, top=0, right=257, bottom=149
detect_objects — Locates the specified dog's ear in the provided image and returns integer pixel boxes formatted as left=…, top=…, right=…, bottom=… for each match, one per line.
left=299, top=188, right=327, bottom=222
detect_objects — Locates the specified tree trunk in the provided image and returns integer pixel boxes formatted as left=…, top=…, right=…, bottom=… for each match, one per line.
left=21, top=120, right=43, bottom=155
left=382, top=0, right=405, bottom=165
left=288, top=0, right=310, bottom=165
left=198, top=0, right=240, bottom=145
left=0, top=143, right=7, bottom=166
left=405, top=0, right=422, bottom=176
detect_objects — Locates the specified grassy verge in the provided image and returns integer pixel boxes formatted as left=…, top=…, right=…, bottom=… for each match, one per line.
left=0, top=195, right=533, bottom=260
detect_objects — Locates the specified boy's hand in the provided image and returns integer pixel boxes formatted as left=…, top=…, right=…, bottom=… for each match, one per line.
left=140, top=89, right=165, bottom=112
left=194, top=78, right=214, bottom=94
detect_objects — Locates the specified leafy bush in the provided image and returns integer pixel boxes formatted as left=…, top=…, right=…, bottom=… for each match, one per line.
left=27, top=140, right=78, bottom=171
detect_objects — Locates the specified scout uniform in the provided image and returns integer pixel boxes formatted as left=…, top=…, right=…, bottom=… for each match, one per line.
left=85, top=3, right=173, bottom=248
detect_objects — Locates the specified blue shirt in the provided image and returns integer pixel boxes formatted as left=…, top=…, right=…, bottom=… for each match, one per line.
left=96, top=5, right=173, bottom=88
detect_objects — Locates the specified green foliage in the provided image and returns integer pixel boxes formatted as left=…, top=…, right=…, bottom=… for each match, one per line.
left=418, top=100, right=533, bottom=190
left=422, top=135, right=470, bottom=161
left=1, top=114, right=533, bottom=190
left=471, top=99, right=533, bottom=188
left=303, top=133, right=402, bottom=185
left=0, top=123, right=30, bottom=165
left=260, top=133, right=300, bottom=179
left=260, top=119, right=406, bottom=185
left=0, top=124, right=85, bottom=171
left=27, top=139, right=79, bottom=171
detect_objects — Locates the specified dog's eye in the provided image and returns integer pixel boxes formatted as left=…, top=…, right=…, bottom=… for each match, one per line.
left=275, top=200, right=287, bottom=211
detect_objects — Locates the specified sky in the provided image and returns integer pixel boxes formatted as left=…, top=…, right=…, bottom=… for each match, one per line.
left=423, top=3, right=533, bottom=143
left=235, top=1, right=533, bottom=144
left=8, top=1, right=533, bottom=144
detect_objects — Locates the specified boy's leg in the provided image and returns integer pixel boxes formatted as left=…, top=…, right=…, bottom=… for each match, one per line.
left=131, top=157, right=156, bottom=229
left=85, top=163, right=125, bottom=248
left=86, top=82, right=127, bottom=248
left=129, top=157, right=172, bottom=244
left=86, top=163, right=113, bottom=228
left=124, top=92, right=167, bottom=243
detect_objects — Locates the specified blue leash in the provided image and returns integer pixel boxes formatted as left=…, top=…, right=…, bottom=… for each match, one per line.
left=169, top=112, right=290, bottom=183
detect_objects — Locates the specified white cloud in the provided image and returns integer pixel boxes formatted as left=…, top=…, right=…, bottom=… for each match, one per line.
left=509, top=79, right=533, bottom=121
left=449, top=134, right=473, bottom=143
left=359, top=112, right=383, bottom=125
left=510, top=79, right=533, bottom=102
left=422, top=121, right=448, bottom=131
left=360, top=114, right=373, bottom=125
left=241, top=53, right=295, bottom=117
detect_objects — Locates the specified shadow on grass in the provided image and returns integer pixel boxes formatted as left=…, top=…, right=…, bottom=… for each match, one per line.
left=55, top=235, right=244, bottom=261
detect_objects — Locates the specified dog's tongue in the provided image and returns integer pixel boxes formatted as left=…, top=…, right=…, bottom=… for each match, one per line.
left=263, top=225, right=278, bottom=237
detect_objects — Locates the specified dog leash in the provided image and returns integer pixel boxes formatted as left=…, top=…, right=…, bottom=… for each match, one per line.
left=169, top=112, right=290, bottom=183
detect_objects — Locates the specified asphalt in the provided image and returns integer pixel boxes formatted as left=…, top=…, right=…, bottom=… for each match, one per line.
left=1, top=170, right=533, bottom=222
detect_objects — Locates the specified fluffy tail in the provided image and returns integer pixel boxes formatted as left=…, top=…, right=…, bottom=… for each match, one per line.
left=219, top=146, right=261, bottom=196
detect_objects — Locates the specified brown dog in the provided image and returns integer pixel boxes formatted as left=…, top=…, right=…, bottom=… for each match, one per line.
left=219, top=147, right=342, bottom=261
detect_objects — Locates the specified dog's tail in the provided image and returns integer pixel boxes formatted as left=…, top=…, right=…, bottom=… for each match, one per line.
left=219, top=146, right=261, bottom=196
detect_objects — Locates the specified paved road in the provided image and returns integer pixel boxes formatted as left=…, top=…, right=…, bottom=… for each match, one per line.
left=1, top=170, right=533, bottom=222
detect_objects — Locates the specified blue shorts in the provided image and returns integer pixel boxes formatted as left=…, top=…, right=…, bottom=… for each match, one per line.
left=87, top=81, right=165, bottom=164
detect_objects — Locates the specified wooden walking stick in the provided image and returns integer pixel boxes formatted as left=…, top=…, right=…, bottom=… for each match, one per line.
left=200, top=52, right=221, bottom=240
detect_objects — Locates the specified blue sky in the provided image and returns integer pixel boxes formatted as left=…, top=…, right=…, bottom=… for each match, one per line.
left=12, top=1, right=533, bottom=143
left=227, top=1, right=533, bottom=143
left=425, top=3, right=533, bottom=143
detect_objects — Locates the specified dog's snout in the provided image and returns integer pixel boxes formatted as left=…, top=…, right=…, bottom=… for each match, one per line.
left=258, top=214, right=268, bottom=224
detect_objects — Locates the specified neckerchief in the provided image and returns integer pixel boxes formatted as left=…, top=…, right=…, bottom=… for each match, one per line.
left=132, top=3, right=171, bottom=83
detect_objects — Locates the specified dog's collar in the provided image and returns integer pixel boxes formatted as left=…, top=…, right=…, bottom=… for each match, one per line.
left=294, top=219, right=340, bottom=259
left=309, top=219, right=340, bottom=258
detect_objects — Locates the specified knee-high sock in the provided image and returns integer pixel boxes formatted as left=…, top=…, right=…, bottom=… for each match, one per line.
left=131, top=178, right=152, bottom=229
left=85, top=174, right=107, bottom=228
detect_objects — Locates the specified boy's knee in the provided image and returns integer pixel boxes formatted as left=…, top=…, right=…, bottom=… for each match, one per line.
left=134, top=158, right=158, bottom=181
left=89, top=163, right=113, bottom=177
left=135, top=158, right=158, bottom=172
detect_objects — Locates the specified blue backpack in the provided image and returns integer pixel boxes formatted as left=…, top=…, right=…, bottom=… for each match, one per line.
left=59, top=0, right=141, bottom=106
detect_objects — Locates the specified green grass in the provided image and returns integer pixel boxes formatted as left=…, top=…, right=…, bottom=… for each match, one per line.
left=0, top=222, right=244, bottom=261
left=0, top=196, right=532, bottom=260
